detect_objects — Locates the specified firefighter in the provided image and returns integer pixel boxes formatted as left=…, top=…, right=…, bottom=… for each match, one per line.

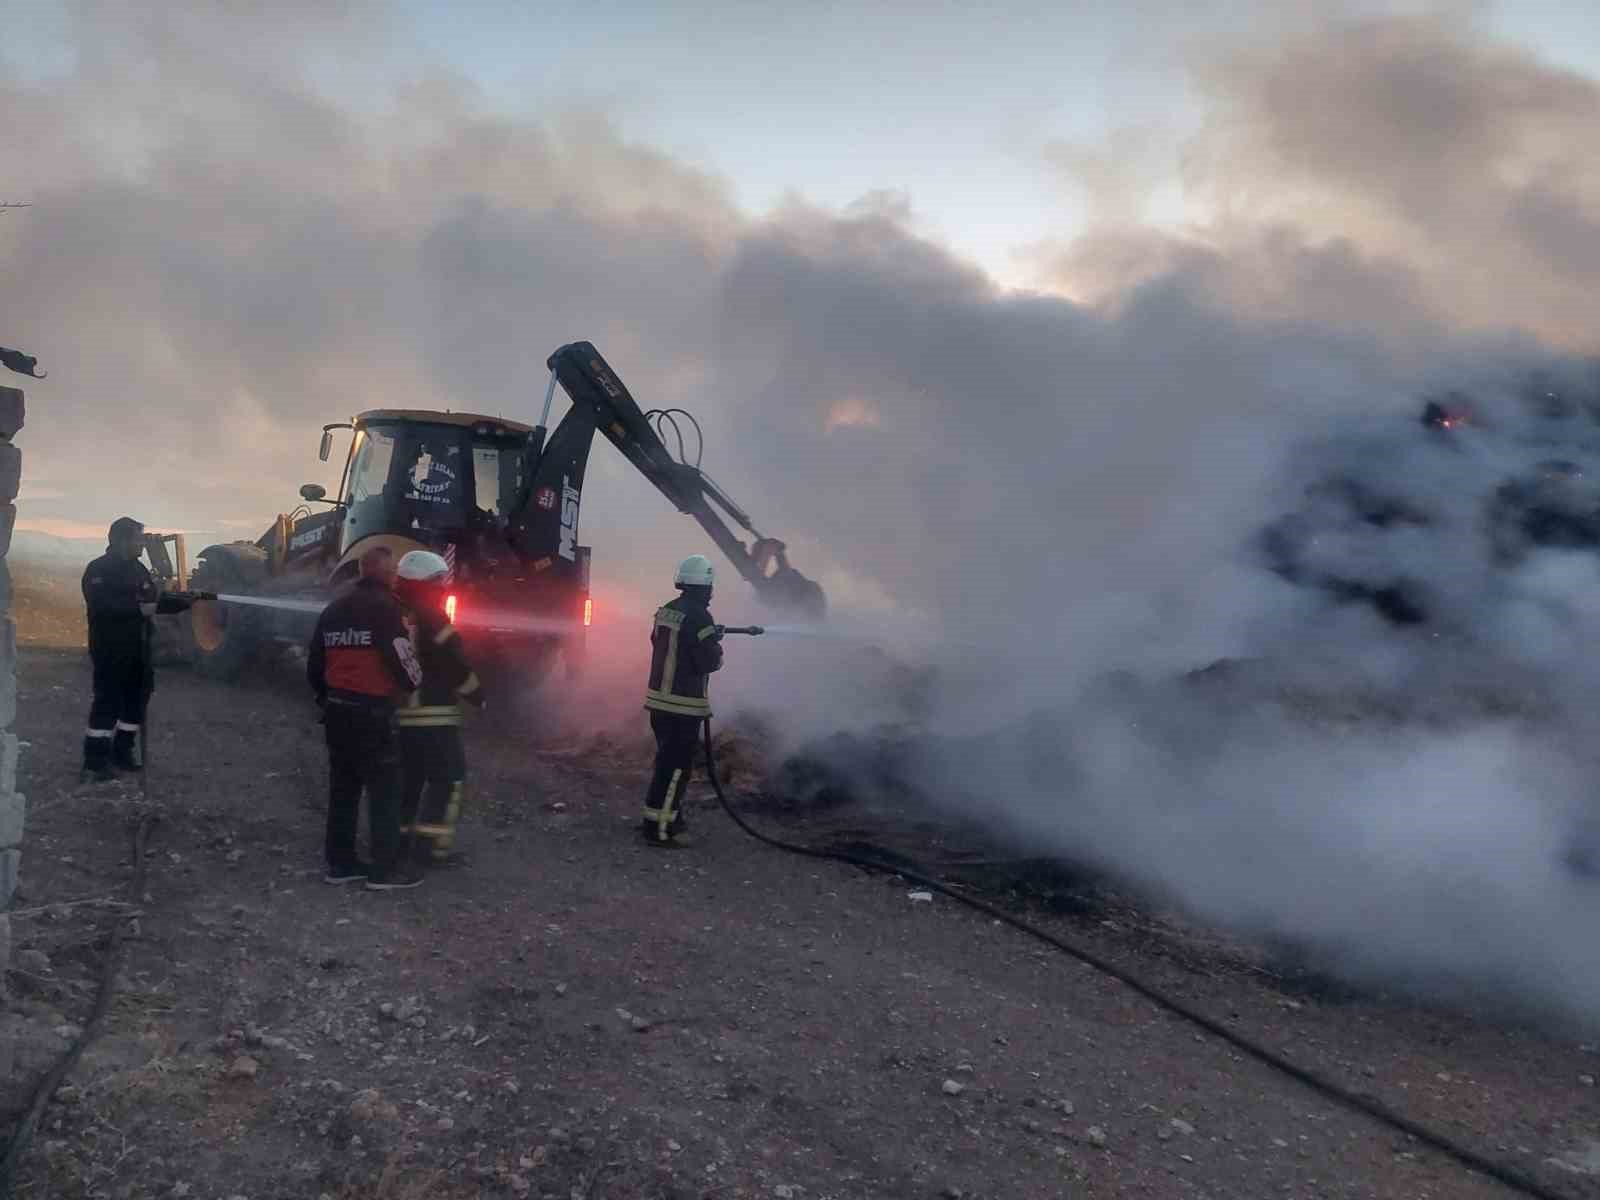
left=307, top=546, right=424, bottom=890
left=640, top=554, right=725, bottom=847
left=80, top=518, right=198, bottom=783
left=392, top=550, right=483, bottom=865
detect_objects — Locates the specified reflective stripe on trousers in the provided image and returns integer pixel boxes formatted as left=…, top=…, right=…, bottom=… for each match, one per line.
left=643, top=690, right=710, bottom=717
left=411, top=782, right=463, bottom=852
left=643, top=769, right=686, bottom=842
left=397, top=703, right=463, bottom=728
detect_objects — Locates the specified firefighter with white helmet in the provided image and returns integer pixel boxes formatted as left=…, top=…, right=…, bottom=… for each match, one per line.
left=393, top=549, right=484, bottom=865
left=640, top=554, right=724, bottom=846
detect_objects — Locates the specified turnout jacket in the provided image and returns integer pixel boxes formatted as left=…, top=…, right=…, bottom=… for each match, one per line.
left=82, top=550, right=189, bottom=674
left=396, top=606, right=484, bottom=728
left=307, top=578, right=421, bottom=708
left=644, top=595, right=723, bottom=718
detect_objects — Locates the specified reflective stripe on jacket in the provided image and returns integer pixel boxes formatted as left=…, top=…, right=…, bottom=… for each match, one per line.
left=643, top=596, right=722, bottom=717
left=396, top=613, right=482, bottom=727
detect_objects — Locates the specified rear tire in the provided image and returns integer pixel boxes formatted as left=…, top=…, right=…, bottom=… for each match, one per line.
left=186, top=560, right=257, bottom=681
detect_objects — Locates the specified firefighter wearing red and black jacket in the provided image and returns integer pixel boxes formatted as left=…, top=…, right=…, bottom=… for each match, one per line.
left=307, top=546, right=424, bottom=891
left=640, top=555, right=724, bottom=847
left=392, top=550, right=484, bottom=865
left=80, top=517, right=201, bottom=783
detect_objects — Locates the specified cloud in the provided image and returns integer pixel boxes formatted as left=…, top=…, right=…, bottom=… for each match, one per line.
left=1036, top=12, right=1600, bottom=351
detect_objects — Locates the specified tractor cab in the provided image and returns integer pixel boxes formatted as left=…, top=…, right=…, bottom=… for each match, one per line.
left=321, top=409, right=537, bottom=579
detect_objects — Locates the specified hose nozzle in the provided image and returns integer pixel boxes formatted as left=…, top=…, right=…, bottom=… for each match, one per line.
left=716, top=625, right=765, bottom=636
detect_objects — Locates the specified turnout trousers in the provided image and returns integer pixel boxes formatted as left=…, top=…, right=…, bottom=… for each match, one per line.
left=323, top=700, right=402, bottom=873
left=83, top=656, right=149, bottom=773
left=640, top=711, right=703, bottom=844
left=399, top=724, right=466, bottom=861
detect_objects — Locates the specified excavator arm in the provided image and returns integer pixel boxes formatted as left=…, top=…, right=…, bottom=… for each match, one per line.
left=520, top=341, right=826, bottom=619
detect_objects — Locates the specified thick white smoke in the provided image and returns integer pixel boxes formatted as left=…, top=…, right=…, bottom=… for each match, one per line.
left=717, top=345, right=1600, bottom=1024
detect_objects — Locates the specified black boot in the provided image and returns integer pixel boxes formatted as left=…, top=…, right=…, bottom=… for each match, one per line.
left=80, top=734, right=114, bottom=783
left=112, top=727, right=141, bottom=772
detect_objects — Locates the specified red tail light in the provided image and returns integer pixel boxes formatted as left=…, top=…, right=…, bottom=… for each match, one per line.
left=445, top=593, right=458, bottom=623
left=583, top=597, right=593, bottom=627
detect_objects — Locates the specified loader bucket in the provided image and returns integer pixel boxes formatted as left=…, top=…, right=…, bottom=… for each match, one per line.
left=750, top=537, right=827, bottom=620
left=758, top=567, right=827, bottom=620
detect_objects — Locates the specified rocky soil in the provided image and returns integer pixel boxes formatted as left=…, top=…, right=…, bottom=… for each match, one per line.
left=2, top=558, right=1599, bottom=1199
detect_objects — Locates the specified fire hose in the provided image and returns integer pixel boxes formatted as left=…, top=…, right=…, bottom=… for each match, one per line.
left=0, top=717, right=159, bottom=1195
left=0, top=812, right=154, bottom=1196
left=699, top=719, right=1573, bottom=1200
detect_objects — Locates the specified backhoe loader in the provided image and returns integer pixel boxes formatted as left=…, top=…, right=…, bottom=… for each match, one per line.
left=178, top=342, right=826, bottom=716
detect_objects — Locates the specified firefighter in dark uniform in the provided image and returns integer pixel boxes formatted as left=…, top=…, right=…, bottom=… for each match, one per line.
left=640, top=555, right=724, bottom=847
left=392, top=550, right=483, bottom=865
left=80, top=517, right=199, bottom=782
left=307, top=546, right=424, bottom=890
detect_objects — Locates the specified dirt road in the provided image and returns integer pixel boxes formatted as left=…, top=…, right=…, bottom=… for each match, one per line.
left=4, top=564, right=1600, bottom=1199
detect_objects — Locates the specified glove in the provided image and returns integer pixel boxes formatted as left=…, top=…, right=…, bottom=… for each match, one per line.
left=139, top=601, right=158, bottom=618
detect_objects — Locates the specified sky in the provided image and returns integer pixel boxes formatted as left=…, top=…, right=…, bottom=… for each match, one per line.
left=398, top=0, right=1600, bottom=287
left=12, top=1, right=1600, bottom=292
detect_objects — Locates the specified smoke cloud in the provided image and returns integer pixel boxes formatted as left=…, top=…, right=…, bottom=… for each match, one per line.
left=11, top=6, right=1600, bottom=1018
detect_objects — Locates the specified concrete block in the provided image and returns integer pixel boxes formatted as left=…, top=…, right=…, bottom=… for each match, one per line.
left=0, top=445, right=20, bottom=503
left=0, top=505, right=15, bottom=559
left=0, top=558, right=11, bottom=614
left=0, top=734, right=16, bottom=795
left=0, top=793, right=25, bottom=849
left=0, top=849, right=20, bottom=907
left=0, top=388, right=22, bottom=440
left=0, top=915, right=9, bottom=1001
left=0, top=621, right=15, bottom=729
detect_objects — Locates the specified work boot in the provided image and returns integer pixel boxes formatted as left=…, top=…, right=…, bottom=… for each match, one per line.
left=112, top=728, right=141, bottom=772
left=365, top=865, right=424, bottom=891
left=80, top=734, right=114, bottom=784
left=323, top=859, right=371, bottom=886
left=405, top=836, right=448, bottom=870
left=641, top=825, right=694, bottom=849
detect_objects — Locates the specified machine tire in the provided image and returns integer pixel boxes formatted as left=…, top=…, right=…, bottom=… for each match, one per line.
left=186, top=559, right=257, bottom=681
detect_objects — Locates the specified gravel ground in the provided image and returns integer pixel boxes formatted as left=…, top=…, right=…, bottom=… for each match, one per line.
left=3, top=561, right=1599, bottom=1199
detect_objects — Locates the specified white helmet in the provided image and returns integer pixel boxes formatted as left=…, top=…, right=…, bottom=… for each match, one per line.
left=674, top=554, right=714, bottom=588
left=397, top=549, right=451, bottom=582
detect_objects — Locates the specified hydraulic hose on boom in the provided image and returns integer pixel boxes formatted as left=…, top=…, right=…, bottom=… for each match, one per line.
left=530, top=342, right=827, bottom=620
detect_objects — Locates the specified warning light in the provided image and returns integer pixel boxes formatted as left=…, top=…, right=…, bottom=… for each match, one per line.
left=583, top=597, right=593, bottom=627
left=445, top=593, right=458, bottom=623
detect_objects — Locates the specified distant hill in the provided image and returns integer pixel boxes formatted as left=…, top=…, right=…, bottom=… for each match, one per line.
left=9, top=529, right=101, bottom=568
left=9, top=528, right=231, bottom=571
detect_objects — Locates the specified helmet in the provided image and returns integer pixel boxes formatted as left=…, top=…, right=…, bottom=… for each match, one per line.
left=674, top=554, right=714, bottom=588
left=397, top=550, right=450, bottom=583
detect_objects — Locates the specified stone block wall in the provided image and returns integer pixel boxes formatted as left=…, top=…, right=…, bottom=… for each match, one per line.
left=0, top=384, right=25, bottom=988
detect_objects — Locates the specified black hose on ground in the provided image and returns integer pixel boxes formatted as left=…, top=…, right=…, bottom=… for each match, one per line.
left=0, top=811, right=155, bottom=1197
left=700, top=720, right=1573, bottom=1200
